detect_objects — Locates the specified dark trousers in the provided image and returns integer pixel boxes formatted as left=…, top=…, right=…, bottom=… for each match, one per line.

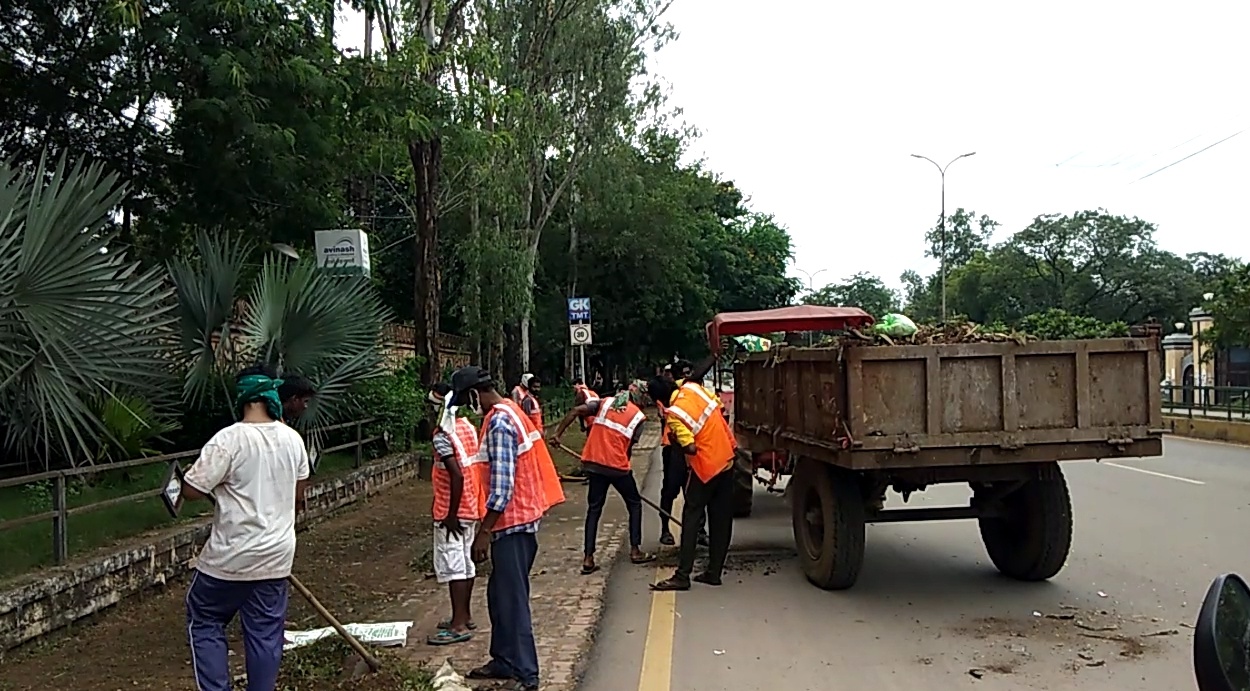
left=186, top=570, right=288, bottom=691
left=659, top=445, right=707, bottom=536
left=677, top=467, right=734, bottom=580
left=585, top=471, right=643, bottom=554
left=487, top=532, right=540, bottom=686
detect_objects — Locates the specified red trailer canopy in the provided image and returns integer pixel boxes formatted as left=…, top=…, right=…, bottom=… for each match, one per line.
left=706, top=305, right=875, bottom=352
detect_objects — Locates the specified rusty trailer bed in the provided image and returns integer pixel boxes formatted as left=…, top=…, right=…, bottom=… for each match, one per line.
left=733, top=338, right=1165, bottom=469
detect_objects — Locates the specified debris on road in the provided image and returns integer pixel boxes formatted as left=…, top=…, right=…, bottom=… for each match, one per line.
left=284, top=621, right=414, bottom=651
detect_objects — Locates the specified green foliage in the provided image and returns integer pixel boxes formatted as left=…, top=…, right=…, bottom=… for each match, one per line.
left=1017, top=309, right=1130, bottom=340
left=169, top=232, right=391, bottom=430
left=1205, top=261, right=1250, bottom=348
left=348, top=358, right=427, bottom=451
left=0, top=153, right=177, bottom=470
left=902, top=208, right=1242, bottom=331
left=93, top=393, right=180, bottom=463
left=807, top=272, right=899, bottom=317
left=276, top=637, right=434, bottom=691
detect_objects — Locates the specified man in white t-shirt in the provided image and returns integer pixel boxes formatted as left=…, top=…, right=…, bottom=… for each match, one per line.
left=181, top=364, right=311, bottom=691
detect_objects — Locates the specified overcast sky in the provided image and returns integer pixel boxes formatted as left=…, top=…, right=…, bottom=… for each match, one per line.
left=340, top=1, right=1250, bottom=292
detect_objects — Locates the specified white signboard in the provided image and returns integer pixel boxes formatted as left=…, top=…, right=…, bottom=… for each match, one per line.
left=314, top=229, right=371, bottom=276
left=570, top=323, right=593, bottom=345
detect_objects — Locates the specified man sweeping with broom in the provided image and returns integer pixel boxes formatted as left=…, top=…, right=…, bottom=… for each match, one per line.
left=179, top=364, right=311, bottom=691
left=549, top=389, right=656, bottom=575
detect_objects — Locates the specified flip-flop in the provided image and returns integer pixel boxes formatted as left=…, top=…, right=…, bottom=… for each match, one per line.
left=427, top=629, right=473, bottom=646
left=437, top=619, right=477, bottom=630
left=630, top=553, right=657, bottom=565
left=580, top=564, right=600, bottom=575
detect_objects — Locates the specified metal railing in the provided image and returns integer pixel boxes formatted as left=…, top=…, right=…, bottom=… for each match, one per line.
left=1162, top=385, right=1250, bottom=422
left=0, top=418, right=378, bottom=567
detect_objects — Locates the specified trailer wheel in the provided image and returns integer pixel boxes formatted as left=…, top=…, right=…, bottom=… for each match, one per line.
left=977, top=462, right=1073, bottom=582
left=732, top=450, right=754, bottom=518
left=790, top=458, right=865, bottom=590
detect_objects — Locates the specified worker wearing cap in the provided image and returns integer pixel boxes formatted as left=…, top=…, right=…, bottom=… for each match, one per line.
left=426, top=383, right=487, bottom=646
left=452, top=366, right=564, bottom=691
left=549, top=390, right=655, bottom=574
left=511, top=373, right=544, bottom=431
left=650, top=361, right=709, bottom=547
left=651, top=363, right=736, bottom=591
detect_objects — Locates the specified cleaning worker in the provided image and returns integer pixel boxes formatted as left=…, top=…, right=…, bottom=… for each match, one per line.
left=651, top=361, right=736, bottom=592
left=453, top=366, right=564, bottom=691
left=511, top=373, right=544, bottom=430
left=427, top=383, right=487, bottom=646
left=549, top=391, right=656, bottom=575
left=653, top=361, right=709, bottom=547
left=180, top=364, right=312, bottom=691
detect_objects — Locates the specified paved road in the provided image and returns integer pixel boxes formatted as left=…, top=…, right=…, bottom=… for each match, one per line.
left=581, top=437, right=1250, bottom=691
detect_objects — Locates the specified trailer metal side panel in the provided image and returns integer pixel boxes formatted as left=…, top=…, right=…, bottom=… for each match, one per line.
left=733, top=338, right=1164, bottom=468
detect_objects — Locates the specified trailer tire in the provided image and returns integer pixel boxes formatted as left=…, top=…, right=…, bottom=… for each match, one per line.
left=790, top=458, right=865, bottom=590
left=732, top=451, right=754, bottom=518
left=977, top=462, right=1073, bottom=582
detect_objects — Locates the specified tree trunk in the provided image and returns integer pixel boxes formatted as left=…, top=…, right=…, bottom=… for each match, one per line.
left=408, top=137, right=442, bottom=385
left=466, top=193, right=482, bottom=362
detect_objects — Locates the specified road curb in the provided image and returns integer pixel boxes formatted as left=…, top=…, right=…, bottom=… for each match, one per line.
left=549, top=426, right=661, bottom=691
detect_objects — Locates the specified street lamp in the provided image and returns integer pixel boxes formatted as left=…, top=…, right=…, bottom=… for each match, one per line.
left=910, top=151, right=977, bottom=323
left=794, top=268, right=828, bottom=295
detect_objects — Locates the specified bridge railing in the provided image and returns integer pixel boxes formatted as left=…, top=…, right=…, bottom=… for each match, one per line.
left=1162, top=385, right=1250, bottom=422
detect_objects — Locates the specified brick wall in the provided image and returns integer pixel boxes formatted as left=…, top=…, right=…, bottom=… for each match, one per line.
left=0, top=452, right=424, bottom=652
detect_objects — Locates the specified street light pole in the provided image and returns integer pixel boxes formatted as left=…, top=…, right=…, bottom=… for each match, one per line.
left=794, top=268, right=828, bottom=297
left=910, top=151, right=976, bottom=323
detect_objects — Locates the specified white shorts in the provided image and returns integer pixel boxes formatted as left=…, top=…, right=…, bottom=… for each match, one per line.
left=433, top=520, right=479, bottom=584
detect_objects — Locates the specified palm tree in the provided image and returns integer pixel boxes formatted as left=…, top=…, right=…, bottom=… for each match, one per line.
left=168, top=231, right=391, bottom=431
left=0, top=154, right=177, bottom=469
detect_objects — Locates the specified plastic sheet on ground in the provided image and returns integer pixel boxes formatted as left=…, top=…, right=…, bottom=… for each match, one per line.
left=431, top=660, right=473, bottom=691
left=282, top=621, right=413, bottom=651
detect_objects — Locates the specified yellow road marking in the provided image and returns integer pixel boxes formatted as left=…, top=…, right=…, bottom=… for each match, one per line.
left=637, top=566, right=675, bottom=691
left=638, top=490, right=681, bottom=691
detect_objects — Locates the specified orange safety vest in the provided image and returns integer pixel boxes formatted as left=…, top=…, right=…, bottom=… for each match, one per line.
left=581, top=400, right=646, bottom=472
left=480, top=399, right=565, bottom=531
left=432, top=418, right=487, bottom=521
left=666, top=381, right=736, bottom=483
left=511, top=385, right=544, bottom=430
left=574, top=383, right=600, bottom=405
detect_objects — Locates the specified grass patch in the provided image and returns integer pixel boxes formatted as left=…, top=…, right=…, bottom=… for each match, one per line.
left=548, top=427, right=588, bottom=475
left=278, top=638, right=434, bottom=691
left=0, top=447, right=390, bottom=582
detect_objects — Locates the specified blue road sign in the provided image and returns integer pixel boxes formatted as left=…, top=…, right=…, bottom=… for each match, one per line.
left=567, top=297, right=591, bottom=322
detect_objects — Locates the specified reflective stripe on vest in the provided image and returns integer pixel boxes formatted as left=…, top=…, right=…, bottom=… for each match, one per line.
left=666, top=382, right=719, bottom=435
left=582, top=401, right=645, bottom=471
left=433, top=418, right=485, bottom=521
left=669, top=382, right=735, bottom=483
left=479, top=399, right=566, bottom=531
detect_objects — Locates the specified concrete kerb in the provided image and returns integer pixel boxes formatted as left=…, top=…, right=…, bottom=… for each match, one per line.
left=556, top=427, right=662, bottom=691
left=1163, top=415, right=1250, bottom=446
left=0, top=451, right=426, bottom=652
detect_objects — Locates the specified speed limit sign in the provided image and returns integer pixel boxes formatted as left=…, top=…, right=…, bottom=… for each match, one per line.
left=569, top=324, right=594, bottom=345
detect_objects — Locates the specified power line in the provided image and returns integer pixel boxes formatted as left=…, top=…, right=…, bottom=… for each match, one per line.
left=1132, top=129, right=1244, bottom=183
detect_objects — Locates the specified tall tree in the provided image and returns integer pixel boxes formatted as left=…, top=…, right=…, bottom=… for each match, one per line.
left=808, top=273, right=899, bottom=317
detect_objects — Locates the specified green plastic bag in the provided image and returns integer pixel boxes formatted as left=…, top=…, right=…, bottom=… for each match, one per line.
left=875, top=313, right=918, bottom=338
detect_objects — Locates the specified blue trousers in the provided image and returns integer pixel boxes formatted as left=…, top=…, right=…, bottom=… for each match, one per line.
left=487, top=531, right=540, bottom=686
left=186, top=570, right=289, bottom=691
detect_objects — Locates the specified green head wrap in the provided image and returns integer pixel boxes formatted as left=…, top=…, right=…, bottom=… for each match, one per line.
left=609, top=390, right=631, bottom=411
left=236, top=374, right=285, bottom=421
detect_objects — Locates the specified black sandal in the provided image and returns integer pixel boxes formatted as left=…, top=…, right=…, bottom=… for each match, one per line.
left=649, top=576, right=690, bottom=591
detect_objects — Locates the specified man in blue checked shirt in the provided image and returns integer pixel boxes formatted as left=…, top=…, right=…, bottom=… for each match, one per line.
left=450, top=366, right=563, bottom=691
